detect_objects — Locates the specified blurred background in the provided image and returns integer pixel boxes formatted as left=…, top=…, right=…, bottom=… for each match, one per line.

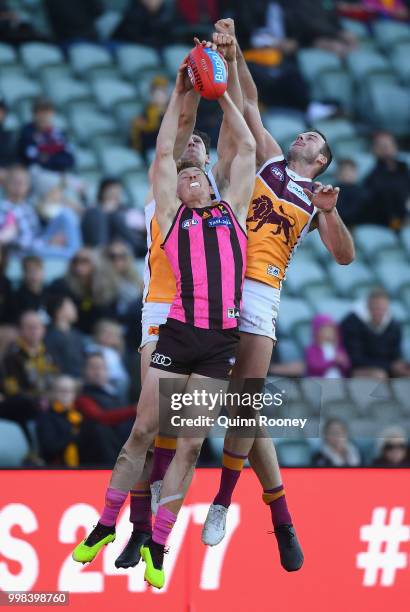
left=0, top=0, right=409, bottom=470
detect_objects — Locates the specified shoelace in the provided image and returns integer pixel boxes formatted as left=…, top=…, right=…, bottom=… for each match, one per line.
left=268, top=526, right=295, bottom=546
left=208, top=507, right=227, bottom=527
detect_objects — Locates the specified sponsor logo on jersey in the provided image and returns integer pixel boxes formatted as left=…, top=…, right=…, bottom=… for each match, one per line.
left=182, top=218, right=199, bottom=230
left=201, top=210, right=211, bottom=219
left=218, top=204, right=229, bottom=214
left=204, top=48, right=227, bottom=83
left=287, top=179, right=312, bottom=206
left=271, top=166, right=285, bottom=181
left=151, top=352, right=172, bottom=366
left=148, top=325, right=159, bottom=336
left=208, top=216, right=232, bottom=228
left=227, top=307, right=240, bottom=318
left=267, top=264, right=280, bottom=277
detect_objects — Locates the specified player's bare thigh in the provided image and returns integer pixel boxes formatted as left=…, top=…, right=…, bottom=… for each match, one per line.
left=232, top=332, right=274, bottom=379
left=140, top=340, right=158, bottom=384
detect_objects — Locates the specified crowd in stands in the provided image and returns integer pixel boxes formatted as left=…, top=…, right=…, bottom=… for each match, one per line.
left=0, top=0, right=409, bottom=468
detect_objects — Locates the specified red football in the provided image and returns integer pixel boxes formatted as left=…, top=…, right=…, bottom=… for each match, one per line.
left=187, top=44, right=228, bottom=100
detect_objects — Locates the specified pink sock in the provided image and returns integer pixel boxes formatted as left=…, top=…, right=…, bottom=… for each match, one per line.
left=152, top=506, right=177, bottom=546
left=100, top=487, right=128, bottom=526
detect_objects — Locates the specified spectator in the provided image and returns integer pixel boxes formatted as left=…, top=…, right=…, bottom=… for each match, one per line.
left=312, top=417, right=361, bottom=467
left=0, top=246, right=13, bottom=326
left=282, top=0, right=358, bottom=57
left=363, top=132, right=410, bottom=230
left=372, top=426, right=410, bottom=468
left=341, top=288, right=410, bottom=380
left=81, top=178, right=146, bottom=257
left=10, top=256, right=48, bottom=322
left=36, top=374, right=120, bottom=466
left=0, top=99, right=17, bottom=181
left=89, top=319, right=130, bottom=402
left=335, top=159, right=368, bottom=227
left=306, top=314, right=351, bottom=378
left=0, top=0, right=44, bottom=44
left=131, top=76, right=169, bottom=161
left=45, top=295, right=85, bottom=378
left=75, top=352, right=136, bottom=451
left=0, top=165, right=81, bottom=258
left=18, top=98, right=75, bottom=173
left=112, top=0, right=174, bottom=46
left=364, top=0, right=409, bottom=19
left=44, top=0, right=102, bottom=41
left=47, top=248, right=118, bottom=335
left=102, top=240, right=142, bottom=306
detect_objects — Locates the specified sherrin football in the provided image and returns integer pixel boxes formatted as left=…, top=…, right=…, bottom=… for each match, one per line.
left=187, top=44, right=228, bottom=100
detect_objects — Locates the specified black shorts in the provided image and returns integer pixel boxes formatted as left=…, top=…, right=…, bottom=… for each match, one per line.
left=150, top=318, right=240, bottom=379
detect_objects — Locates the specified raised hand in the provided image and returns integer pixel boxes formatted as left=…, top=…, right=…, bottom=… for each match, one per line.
left=214, top=18, right=236, bottom=38
left=175, top=57, right=192, bottom=94
left=212, top=32, right=236, bottom=62
left=193, top=37, right=217, bottom=52
left=303, top=181, right=340, bottom=213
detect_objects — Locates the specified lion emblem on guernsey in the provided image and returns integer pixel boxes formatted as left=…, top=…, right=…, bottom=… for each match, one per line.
left=247, top=195, right=296, bottom=245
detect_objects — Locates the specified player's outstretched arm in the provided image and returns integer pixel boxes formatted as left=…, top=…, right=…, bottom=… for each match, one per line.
left=217, top=92, right=255, bottom=228
left=304, top=182, right=355, bottom=265
left=153, top=62, right=190, bottom=235
left=212, top=32, right=244, bottom=196
left=215, top=18, right=282, bottom=167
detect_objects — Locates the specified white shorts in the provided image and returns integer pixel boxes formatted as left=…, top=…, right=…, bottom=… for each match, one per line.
left=140, top=301, right=171, bottom=349
left=140, top=278, right=280, bottom=347
left=238, top=278, right=280, bottom=341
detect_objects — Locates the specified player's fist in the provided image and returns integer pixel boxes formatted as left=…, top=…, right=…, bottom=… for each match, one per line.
left=212, top=32, right=236, bottom=62
left=214, top=18, right=236, bottom=37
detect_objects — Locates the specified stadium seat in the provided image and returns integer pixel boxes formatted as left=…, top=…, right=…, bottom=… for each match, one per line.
left=347, top=152, right=376, bottom=181
left=367, top=82, right=410, bottom=135
left=317, top=70, right=353, bottom=111
left=0, top=420, right=29, bottom=466
left=312, top=118, right=356, bottom=142
left=276, top=440, right=312, bottom=466
left=309, top=297, right=353, bottom=322
left=353, top=225, right=398, bottom=259
left=91, top=78, right=137, bottom=112
left=340, top=18, right=369, bottom=40
left=135, top=69, right=169, bottom=101
left=298, top=49, right=341, bottom=83
left=74, top=148, right=99, bottom=172
left=321, top=399, right=359, bottom=423
left=400, top=286, right=410, bottom=311
left=123, top=174, right=150, bottom=208
left=98, top=146, right=144, bottom=177
left=374, top=262, right=410, bottom=296
left=69, top=108, right=117, bottom=144
left=47, top=77, right=92, bottom=108
left=20, top=42, right=63, bottom=74
left=303, top=282, right=334, bottom=305
left=276, top=338, right=303, bottom=363
left=401, top=226, right=410, bottom=255
left=263, top=113, right=306, bottom=145
left=390, top=300, right=409, bottom=323
left=302, top=228, right=332, bottom=261
left=0, top=74, right=41, bottom=107
left=163, top=45, right=191, bottom=77
left=391, top=379, right=410, bottom=416
left=276, top=297, right=313, bottom=336
left=327, top=260, right=375, bottom=297
left=0, top=42, right=17, bottom=65
left=391, top=43, right=410, bottom=85
left=373, top=21, right=410, bottom=52
left=69, top=43, right=113, bottom=75
left=348, top=418, right=379, bottom=439
left=347, top=378, right=392, bottom=416
left=283, top=259, right=326, bottom=295
left=292, top=320, right=311, bottom=349
left=346, top=49, right=391, bottom=82
left=116, top=44, right=161, bottom=78
left=373, top=245, right=409, bottom=266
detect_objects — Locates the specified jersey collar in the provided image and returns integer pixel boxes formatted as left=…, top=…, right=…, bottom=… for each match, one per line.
left=286, top=165, right=311, bottom=183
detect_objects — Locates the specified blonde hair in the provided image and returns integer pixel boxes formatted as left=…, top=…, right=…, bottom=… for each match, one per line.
left=66, top=248, right=119, bottom=306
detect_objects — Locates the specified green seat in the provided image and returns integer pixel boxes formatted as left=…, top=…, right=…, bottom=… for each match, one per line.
left=391, top=43, right=410, bottom=85
left=116, top=44, right=161, bottom=78
left=276, top=440, right=312, bottom=467
left=0, top=74, right=41, bottom=107
left=91, top=78, right=137, bottom=112
left=309, top=297, right=352, bottom=321
left=298, top=48, right=341, bottom=83
left=69, top=108, right=117, bottom=144
left=74, top=148, right=99, bottom=172
left=346, top=49, right=390, bottom=81
left=312, top=117, right=356, bottom=142
left=354, top=225, right=398, bottom=258
left=124, top=174, right=150, bottom=209
left=340, top=18, right=369, bottom=39
left=401, top=226, right=410, bottom=255
left=69, top=43, right=113, bottom=75
left=46, top=77, right=92, bottom=108
left=375, top=262, right=410, bottom=296
left=277, top=297, right=313, bottom=336
left=20, top=42, right=63, bottom=74
left=327, top=260, right=375, bottom=297
left=0, top=42, right=17, bottom=65
left=367, top=82, right=410, bottom=135
left=263, top=113, right=306, bottom=144
left=98, top=146, right=144, bottom=177
left=115, top=100, right=144, bottom=134
left=163, top=45, right=191, bottom=77
left=317, top=69, right=353, bottom=111
left=277, top=338, right=303, bottom=362
left=347, top=152, right=375, bottom=181
left=332, top=136, right=369, bottom=158
left=284, top=259, right=326, bottom=295
left=373, top=21, right=410, bottom=52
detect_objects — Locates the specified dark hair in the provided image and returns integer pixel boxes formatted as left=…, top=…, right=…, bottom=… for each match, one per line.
left=33, top=97, right=54, bottom=112
left=311, top=130, right=333, bottom=177
left=46, top=294, right=72, bottom=320
left=97, top=177, right=122, bottom=202
left=368, top=287, right=389, bottom=302
left=22, top=255, right=43, bottom=270
left=323, top=417, right=348, bottom=435
left=193, top=128, right=211, bottom=155
left=85, top=350, right=105, bottom=362
left=338, top=158, right=357, bottom=169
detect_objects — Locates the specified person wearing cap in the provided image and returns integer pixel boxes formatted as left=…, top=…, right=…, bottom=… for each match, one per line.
left=17, top=97, right=75, bottom=173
